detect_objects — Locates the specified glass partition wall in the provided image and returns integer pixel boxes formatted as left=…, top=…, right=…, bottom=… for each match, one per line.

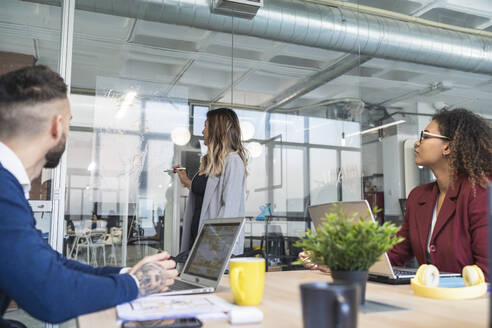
left=62, top=1, right=492, bottom=271
left=67, top=83, right=189, bottom=266
left=64, top=5, right=366, bottom=270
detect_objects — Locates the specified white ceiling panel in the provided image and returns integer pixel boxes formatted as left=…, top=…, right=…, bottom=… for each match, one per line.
left=132, top=20, right=212, bottom=42
left=345, top=0, right=426, bottom=14
left=178, top=85, right=222, bottom=101
left=419, top=7, right=489, bottom=28
left=121, top=59, right=182, bottom=84
left=236, top=71, right=301, bottom=95
left=74, top=10, right=133, bottom=40
left=213, top=32, right=278, bottom=51
left=204, top=44, right=263, bottom=61
left=0, top=1, right=61, bottom=30
left=218, top=89, right=273, bottom=106
left=179, top=61, right=247, bottom=88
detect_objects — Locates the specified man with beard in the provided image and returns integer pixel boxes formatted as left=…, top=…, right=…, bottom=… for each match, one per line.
left=0, top=66, right=178, bottom=327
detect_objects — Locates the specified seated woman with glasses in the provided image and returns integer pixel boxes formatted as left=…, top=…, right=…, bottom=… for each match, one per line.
left=299, top=108, right=491, bottom=276
left=388, top=108, right=491, bottom=278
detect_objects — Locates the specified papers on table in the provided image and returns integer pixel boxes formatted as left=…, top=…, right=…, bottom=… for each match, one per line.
left=117, top=294, right=237, bottom=321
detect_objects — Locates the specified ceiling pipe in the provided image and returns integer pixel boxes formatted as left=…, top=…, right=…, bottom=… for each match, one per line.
left=377, top=81, right=453, bottom=106
left=276, top=97, right=365, bottom=113
left=26, top=0, right=492, bottom=75
left=263, top=54, right=370, bottom=112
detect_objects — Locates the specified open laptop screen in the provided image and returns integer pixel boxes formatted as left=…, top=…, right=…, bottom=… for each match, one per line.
left=183, top=222, right=239, bottom=280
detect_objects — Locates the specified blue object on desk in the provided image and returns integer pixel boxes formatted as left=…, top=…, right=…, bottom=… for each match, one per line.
left=437, top=277, right=490, bottom=293
left=438, top=277, right=465, bottom=288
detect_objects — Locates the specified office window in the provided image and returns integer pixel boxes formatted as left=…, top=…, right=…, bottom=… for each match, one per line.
left=309, top=148, right=338, bottom=205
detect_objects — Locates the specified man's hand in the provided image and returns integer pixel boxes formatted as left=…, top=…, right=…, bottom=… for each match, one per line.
left=129, top=252, right=179, bottom=297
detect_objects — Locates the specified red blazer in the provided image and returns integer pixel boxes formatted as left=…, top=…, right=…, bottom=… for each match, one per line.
left=388, top=176, right=489, bottom=278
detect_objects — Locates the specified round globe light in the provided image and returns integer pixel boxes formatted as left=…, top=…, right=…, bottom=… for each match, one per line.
left=241, top=121, right=255, bottom=141
left=247, top=142, right=263, bottom=158
left=171, top=127, right=191, bottom=146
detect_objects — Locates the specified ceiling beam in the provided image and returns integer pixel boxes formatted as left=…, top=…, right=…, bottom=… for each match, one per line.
left=164, top=59, right=195, bottom=96
left=210, top=68, right=255, bottom=103
left=262, top=54, right=371, bottom=112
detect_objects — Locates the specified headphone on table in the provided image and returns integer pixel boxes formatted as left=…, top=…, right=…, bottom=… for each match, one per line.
left=410, top=264, right=487, bottom=300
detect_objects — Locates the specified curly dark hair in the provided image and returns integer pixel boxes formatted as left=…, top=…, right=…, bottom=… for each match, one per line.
left=432, top=108, right=492, bottom=190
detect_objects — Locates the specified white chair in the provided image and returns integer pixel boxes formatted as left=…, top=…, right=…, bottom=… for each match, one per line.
left=96, top=220, right=107, bottom=230
left=74, top=230, right=92, bottom=264
left=88, top=230, right=107, bottom=266
left=73, top=221, right=107, bottom=265
left=104, top=227, right=123, bottom=265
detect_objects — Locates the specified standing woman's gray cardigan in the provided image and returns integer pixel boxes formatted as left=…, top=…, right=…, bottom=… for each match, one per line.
left=180, top=152, right=246, bottom=255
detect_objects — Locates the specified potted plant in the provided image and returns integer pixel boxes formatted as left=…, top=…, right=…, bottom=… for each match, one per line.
left=295, top=205, right=403, bottom=304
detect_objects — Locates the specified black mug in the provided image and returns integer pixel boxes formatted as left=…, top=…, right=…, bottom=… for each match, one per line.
left=300, top=281, right=359, bottom=328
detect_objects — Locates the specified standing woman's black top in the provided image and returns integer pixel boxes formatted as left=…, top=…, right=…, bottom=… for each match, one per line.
left=190, top=173, right=208, bottom=245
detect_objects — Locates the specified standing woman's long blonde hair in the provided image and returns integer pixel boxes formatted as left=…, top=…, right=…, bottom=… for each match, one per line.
left=200, top=108, right=248, bottom=177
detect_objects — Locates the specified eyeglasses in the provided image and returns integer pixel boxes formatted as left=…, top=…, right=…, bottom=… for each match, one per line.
left=419, top=130, right=450, bottom=143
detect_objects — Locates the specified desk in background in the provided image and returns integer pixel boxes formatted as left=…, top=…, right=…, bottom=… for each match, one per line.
left=77, top=270, right=488, bottom=328
left=244, top=216, right=309, bottom=271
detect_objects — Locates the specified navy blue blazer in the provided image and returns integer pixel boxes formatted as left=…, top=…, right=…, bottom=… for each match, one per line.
left=0, top=164, right=138, bottom=324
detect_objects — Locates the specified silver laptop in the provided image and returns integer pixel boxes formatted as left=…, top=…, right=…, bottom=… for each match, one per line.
left=308, top=201, right=459, bottom=284
left=163, top=217, right=245, bottom=295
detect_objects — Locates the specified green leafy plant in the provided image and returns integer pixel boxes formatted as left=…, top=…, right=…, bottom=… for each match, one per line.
left=294, top=205, right=404, bottom=271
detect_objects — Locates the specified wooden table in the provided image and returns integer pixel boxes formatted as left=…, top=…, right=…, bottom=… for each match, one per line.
left=77, top=270, right=488, bottom=328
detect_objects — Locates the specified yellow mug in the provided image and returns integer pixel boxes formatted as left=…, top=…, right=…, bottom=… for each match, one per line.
left=229, top=257, right=265, bottom=306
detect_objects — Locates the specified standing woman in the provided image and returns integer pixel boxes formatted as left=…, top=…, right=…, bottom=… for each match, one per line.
left=174, top=108, right=248, bottom=255
left=389, top=108, right=491, bottom=277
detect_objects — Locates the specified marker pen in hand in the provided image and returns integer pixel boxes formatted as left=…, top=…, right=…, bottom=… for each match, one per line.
left=163, top=167, right=186, bottom=173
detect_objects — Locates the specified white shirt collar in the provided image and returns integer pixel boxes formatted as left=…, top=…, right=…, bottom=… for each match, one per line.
left=0, top=141, right=31, bottom=199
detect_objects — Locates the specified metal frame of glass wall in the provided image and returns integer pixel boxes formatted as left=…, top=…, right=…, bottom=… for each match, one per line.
left=47, top=1, right=74, bottom=327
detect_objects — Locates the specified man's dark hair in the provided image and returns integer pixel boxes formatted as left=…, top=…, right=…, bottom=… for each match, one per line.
left=0, top=65, right=67, bottom=139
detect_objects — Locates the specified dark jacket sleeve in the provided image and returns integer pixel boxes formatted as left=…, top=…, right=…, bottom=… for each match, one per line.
left=0, top=186, right=138, bottom=324
left=388, top=191, right=415, bottom=266
left=59, top=255, right=122, bottom=275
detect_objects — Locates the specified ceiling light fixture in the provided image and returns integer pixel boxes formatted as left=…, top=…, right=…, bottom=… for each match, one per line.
left=171, top=127, right=191, bottom=146
left=247, top=142, right=263, bottom=158
left=241, top=121, right=255, bottom=141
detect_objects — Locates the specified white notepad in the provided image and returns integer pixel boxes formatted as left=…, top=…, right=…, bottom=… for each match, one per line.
left=117, top=294, right=237, bottom=321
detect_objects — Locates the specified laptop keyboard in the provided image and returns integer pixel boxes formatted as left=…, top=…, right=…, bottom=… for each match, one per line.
left=168, top=279, right=201, bottom=291
left=393, top=268, right=416, bottom=276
